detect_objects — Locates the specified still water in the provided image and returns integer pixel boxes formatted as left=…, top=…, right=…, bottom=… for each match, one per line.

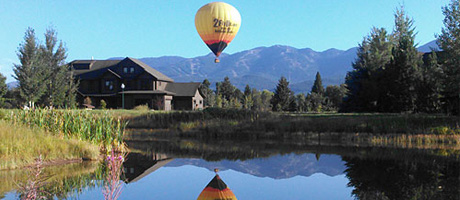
left=2, top=138, right=460, bottom=199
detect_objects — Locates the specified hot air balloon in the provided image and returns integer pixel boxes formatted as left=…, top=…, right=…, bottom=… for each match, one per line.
left=197, top=169, right=237, bottom=200
left=195, top=2, right=241, bottom=63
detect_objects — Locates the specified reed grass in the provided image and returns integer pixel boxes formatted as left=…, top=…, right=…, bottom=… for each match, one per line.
left=0, top=109, right=126, bottom=147
left=125, top=108, right=267, bottom=129
left=0, top=120, right=99, bottom=170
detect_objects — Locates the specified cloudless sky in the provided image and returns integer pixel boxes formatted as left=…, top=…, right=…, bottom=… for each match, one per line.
left=0, top=0, right=451, bottom=82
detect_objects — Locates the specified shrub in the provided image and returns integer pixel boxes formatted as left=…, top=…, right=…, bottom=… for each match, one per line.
left=133, top=104, right=149, bottom=111
left=100, top=100, right=107, bottom=109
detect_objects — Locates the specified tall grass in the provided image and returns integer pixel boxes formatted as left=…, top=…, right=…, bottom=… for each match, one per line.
left=0, top=109, right=126, bottom=147
left=126, top=108, right=267, bottom=129
left=0, top=120, right=99, bottom=170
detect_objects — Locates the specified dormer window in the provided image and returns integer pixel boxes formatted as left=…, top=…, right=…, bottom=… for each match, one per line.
left=123, top=67, right=135, bottom=73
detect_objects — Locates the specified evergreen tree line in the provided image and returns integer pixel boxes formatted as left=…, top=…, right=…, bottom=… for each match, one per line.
left=0, top=27, right=77, bottom=108
left=343, top=3, right=460, bottom=115
left=199, top=72, right=346, bottom=112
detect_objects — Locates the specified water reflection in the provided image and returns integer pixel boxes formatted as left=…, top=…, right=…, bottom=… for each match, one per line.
left=197, top=170, right=237, bottom=200
left=0, top=161, right=101, bottom=199
left=122, top=153, right=173, bottom=183
left=345, top=156, right=460, bottom=200
left=124, top=138, right=460, bottom=199
left=4, top=136, right=460, bottom=199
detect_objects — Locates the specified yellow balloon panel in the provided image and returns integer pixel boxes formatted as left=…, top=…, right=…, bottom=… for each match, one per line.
left=195, top=2, right=241, bottom=57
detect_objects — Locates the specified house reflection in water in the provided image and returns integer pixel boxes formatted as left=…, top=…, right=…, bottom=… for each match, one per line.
left=122, top=152, right=173, bottom=183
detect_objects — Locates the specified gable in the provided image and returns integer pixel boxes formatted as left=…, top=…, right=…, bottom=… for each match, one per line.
left=165, top=82, right=201, bottom=97
left=70, top=57, right=174, bottom=82
left=127, top=58, right=174, bottom=82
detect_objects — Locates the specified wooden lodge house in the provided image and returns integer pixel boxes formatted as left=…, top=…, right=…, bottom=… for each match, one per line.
left=69, top=57, right=204, bottom=110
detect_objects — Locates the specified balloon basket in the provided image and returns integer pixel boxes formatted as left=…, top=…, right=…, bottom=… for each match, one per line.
left=214, top=58, right=220, bottom=63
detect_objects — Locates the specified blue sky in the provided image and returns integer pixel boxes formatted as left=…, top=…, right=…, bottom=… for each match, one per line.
left=0, top=0, right=451, bottom=82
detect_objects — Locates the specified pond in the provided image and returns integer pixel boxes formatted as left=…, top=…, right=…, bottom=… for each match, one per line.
left=2, top=136, right=460, bottom=199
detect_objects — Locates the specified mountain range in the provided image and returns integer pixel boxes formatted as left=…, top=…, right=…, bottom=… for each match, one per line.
left=167, top=153, right=346, bottom=179
left=136, top=40, right=438, bottom=93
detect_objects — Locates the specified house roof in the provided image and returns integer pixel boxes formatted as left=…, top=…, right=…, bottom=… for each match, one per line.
left=125, top=158, right=174, bottom=184
left=165, top=82, right=202, bottom=97
left=70, top=57, right=173, bottom=82
left=120, top=90, right=176, bottom=95
left=128, top=57, right=174, bottom=82
left=71, top=60, right=121, bottom=76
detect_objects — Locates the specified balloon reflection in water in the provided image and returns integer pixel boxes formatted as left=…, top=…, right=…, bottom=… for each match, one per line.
left=197, top=168, right=237, bottom=200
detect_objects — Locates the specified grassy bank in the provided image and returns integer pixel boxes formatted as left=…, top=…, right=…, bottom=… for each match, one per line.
left=0, top=109, right=126, bottom=147
left=0, top=120, right=99, bottom=170
left=121, top=109, right=459, bottom=135
left=121, top=109, right=460, bottom=148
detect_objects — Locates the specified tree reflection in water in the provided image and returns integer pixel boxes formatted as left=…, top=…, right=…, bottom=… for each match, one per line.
left=344, top=156, right=460, bottom=200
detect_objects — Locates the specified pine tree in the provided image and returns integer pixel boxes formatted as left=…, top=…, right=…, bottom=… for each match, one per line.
left=217, top=76, right=238, bottom=104
left=343, top=27, right=393, bottom=112
left=385, top=7, right=422, bottom=112
left=242, top=85, right=253, bottom=109
left=200, top=79, right=215, bottom=107
left=39, top=27, right=73, bottom=108
left=437, top=0, right=460, bottom=115
left=309, top=72, right=326, bottom=112
left=13, top=27, right=77, bottom=108
left=271, top=76, right=294, bottom=111
left=311, top=72, right=325, bottom=95
left=13, top=27, right=47, bottom=106
left=416, top=51, right=443, bottom=113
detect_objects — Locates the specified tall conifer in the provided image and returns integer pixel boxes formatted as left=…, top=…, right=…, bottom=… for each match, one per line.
left=271, top=76, right=294, bottom=111
left=385, top=7, right=422, bottom=112
left=438, top=0, right=460, bottom=115
left=13, top=28, right=46, bottom=106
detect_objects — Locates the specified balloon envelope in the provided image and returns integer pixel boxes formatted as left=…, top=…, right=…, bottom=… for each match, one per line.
left=197, top=174, right=237, bottom=200
left=195, top=2, right=241, bottom=59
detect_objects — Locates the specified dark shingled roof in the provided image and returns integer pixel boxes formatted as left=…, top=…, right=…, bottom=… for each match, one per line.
left=165, top=82, right=201, bottom=97
left=70, top=60, right=121, bottom=75
left=70, top=57, right=173, bottom=82
left=120, top=90, right=176, bottom=95
left=128, top=57, right=173, bottom=82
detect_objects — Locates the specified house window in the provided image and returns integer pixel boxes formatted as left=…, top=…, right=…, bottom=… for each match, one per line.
left=200, top=100, right=203, bottom=104
left=130, top=67, right=134, bottom=73
left=105, top=80, right=114, bottom=91
left=123, top=67, right=128, bottom=73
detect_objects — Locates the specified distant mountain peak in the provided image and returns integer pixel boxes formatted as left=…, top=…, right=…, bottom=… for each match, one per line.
left=132, top=40, right=436, bottom=94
